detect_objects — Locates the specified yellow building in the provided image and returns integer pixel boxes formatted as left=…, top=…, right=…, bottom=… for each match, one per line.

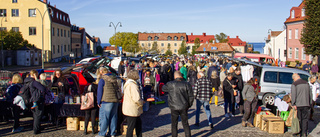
left=138, top=32, right=187, bottom=54
left=71, top=25, right=81, bottom=58
left=0, top=0, right=71, bottom=62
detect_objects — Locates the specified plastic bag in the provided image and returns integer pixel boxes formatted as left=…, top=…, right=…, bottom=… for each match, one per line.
left=280, top=111, right=290, bottom=121
left=291, top=108, right=300, bottom=134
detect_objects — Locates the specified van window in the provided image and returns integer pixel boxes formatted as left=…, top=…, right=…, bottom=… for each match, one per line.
left=264, top=71, right=277, bottom=83
left=279, top=72, right=293, bottom=84
left=299, top=74, right=309, bottom=82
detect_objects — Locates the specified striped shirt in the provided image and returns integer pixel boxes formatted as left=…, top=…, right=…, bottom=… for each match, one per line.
left=194, top=77, right=213, bottom=102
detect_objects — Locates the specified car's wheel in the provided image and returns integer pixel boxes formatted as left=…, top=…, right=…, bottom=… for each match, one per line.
left=263, top=93, right=275, bottom=106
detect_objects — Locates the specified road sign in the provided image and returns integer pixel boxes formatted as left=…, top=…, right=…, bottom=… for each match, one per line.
left=119, top=47, right=122, bottom=51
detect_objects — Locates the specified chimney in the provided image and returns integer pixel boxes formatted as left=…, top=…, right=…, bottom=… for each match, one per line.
left=191, top=33, right=193, bottom=35
left=43, top=0, right=47, bottom=4
left=227, top=36, right=230, bottom=39
left=203, top=33, right=206, bottom=36
left=236, top=36, right=239, bottom=39
left=54, top=5, right=56, bottom=8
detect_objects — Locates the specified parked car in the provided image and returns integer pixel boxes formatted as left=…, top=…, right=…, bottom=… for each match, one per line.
left=76, top=57, right=101, bottom=66
left=234, top=53, right=275, bottom=63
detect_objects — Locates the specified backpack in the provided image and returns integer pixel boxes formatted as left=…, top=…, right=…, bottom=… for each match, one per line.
left=18, top=81, right=33, bottom=106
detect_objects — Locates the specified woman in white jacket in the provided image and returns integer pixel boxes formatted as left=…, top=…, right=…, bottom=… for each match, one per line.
left=123, top=70, right=144, bottom=137
left=309, top=75, right=319, bottom=121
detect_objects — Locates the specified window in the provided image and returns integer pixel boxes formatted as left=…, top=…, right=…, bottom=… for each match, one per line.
left=53, top=45, right=55, bottom=54
left=64, top=30, right=66, bottom=37
left=57, top=28, right=59, bottom=36
left=167, top=36, right=172, bottom=41
left=56, top=13, right=59, bottom=19
left=180, top=36, right=184, bottom=41
left=12, top=0, right=17, bottom=3
left=295, top=29, right=298, bottom=39
left=291, top=10, right=295, bottom=18
left=60, top=14, right=62, bottom=20
left=12, top=27, right=19, bottom=32
left=0, top=9, right=7, bottom=17
left=301, top=8, right=305, bottom=17
left=161, top=49, right=164, bottom=53
left=11, top=9, right=19, bottom=17
left=29, top=27, right=36, bottom=35
left=29, top=9, right=36, bottom=17
left=161, top=43, right=164, bottom=47
left=289, top=29, right=292, bottom=39
left=279, top=72, right=293, bottom=84
left=64, top=45, right=66, bottom=52
left=289, top=48, right=292, bottom=58
left=52, top=27, right=55, bottom=36
left=148, top=43, right=151, bottom=47
left=57, top=45, right=60, bottom=53
left=61, top=29, right=63, bottom=37
left=68, top=45, right=70, bottom=51
left=68, top=31, right=70, bottom=37
left=174, top=36, right=178, bottom=41
left=154, top=36, right=159, bottom=41
left=148, top=36, right=152, bottom=41
left=295, top=48, right=299, bottom=59
left=174, top=49, right=177, bottom=53
left=302, top=48, right=306, bottom=60
left=264, top=71, right=277, bottom=83
left=174, top=43, right=177, bottom=46
left=141, top=43, right=144, bottom=47
left=309, top=55, right=312, bottom=61
left=0, top=27, right=7, bottom=31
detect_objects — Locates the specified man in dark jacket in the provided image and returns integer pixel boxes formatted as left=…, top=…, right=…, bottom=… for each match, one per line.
left=207, top=62, right=218, bottom=79
left=162, top=71, right=194, bottom=137
left=223, top=73, right=236, bottom=117
left=233, top=68, right=244, bottom=114
left=291, top=73, right=312, bottom=137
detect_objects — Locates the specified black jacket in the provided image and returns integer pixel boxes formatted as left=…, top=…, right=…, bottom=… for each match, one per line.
left=162, top=78, right=194, bottom=110
left=187, top=69, right=197, bottom=87
left=210, top=77, right=220, bottom=95
left=233, top=73, right=244, bottom=91
left=223, top=78, right=235, bottom=102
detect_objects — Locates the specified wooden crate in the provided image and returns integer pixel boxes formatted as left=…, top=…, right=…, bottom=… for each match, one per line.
left=261, top=117, right=282, bottom=131
left=66, top=117, right=80, bottom=131
left=267, top=119, right=285, bottom=134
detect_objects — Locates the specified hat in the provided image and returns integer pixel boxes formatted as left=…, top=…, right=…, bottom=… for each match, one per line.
left=307, top=61, right=310, bottom=63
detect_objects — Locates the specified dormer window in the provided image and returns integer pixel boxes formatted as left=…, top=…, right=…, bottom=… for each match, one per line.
left=301, top=8, right=305, bottom=17
left=180, top=36, right=184, bottom=41
left=167, top=36, right=172, bottom=41
left=291, top=10, right=295, bottom=18
left=174, top=36, right=178, bottom=41
left=154, top=36, right=159, bottom=41
left=148, top=36, right=152, bottom=41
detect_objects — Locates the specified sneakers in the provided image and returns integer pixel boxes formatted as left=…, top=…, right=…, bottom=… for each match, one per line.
left=241, top=121, right=247, bottom=127
left=247, top=123, right=254, bottom=128
left=210, top=124, right=214, bottom=129
left=12, top=127, right=24, bottom=133
left=229, top=113, right=235, bottom=117
left=225, top=113, right=230, bottom=118
left=31, top=102, right=38, bottom=109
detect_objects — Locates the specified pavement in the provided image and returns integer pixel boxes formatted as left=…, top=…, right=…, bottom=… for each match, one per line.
left=0, top=96, right=320, bottom=137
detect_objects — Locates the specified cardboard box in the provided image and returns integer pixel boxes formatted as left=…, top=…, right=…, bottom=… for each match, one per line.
left=254, top=113, right=276, bottom=128
left=79, top=121, right=100, bottom=131
left=261, top=117, right=281, bottom=131
left=267, top=119, right=285, bottom=134
left=122, top=125, right=135, bottom=135
left=66, top=117, right=80, bottom=131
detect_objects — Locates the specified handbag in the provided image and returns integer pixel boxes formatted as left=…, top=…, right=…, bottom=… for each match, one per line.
left=226, top=79, right=237, bottom=96
left=80, top=92, right=94, bottom=110
left=112, top=82, right=123, bottom=100
left=291, top=108, right=300, bottom=134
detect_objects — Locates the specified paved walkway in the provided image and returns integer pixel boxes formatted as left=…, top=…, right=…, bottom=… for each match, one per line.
left=0, top=96, right=319, bottom=137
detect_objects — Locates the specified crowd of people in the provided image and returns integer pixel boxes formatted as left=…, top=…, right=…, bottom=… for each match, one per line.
left=3, top=54, right=319, bottom=137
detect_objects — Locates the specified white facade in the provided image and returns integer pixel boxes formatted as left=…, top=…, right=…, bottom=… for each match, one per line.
left=264, top=30, right=287, bottom=61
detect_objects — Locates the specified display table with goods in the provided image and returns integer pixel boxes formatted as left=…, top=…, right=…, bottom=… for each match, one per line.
left=50, top=94, right=85, bottom=117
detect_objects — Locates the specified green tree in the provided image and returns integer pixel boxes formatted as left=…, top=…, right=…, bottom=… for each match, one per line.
left=178, top=40, right=188, bottom=55
left=194, top=37, right=200, bottom=48
left=301, top=0, right=320, bottom=56
left=109, top=32, right=140, bottom=53
left=151, top=41, right=159, bottom=54
left=209, top=38, right=214, bottom=43
left=1, top=30, right=32, bottom=50
left=96, top=45, right=103, bottom=55
left=215, top=32, right=229, bottom=43
left=165, top=43, right=172, bottom=55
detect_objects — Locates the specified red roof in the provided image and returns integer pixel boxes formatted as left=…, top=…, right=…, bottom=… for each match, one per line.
left=138, top=32, right=186, bottom=41
left=186, top=33, right=215, bottom=44
left=227, top=36, right=246, bottom=47
left=104, top=46, right=117, bottom=50
left=285, top=1, right=305, bottom=23
left=196, top=43, right=234, bottom=52
left=47, top=4, right=71, bottom=27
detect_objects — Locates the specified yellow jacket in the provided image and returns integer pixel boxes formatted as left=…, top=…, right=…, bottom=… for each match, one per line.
left=122, top=79, right=144, bottom=117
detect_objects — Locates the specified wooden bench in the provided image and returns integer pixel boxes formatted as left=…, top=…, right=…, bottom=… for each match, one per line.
left=288, top=62, right=297, bottom=68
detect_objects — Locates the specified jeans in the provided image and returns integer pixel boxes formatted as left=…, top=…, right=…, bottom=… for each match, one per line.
left=297, top=106, right=310, bottom=136
left=224, top=98, right=234, bottom=115
left=31, top=101, right=44, bottom=134
left=242, top=99, right=258, bottom=123
left=171, top=109, right=191, bottom=137
left=196, top=100, right=213, bottom=125
left=98, top=102, right=119, bottom=136
left=126, top=116, right=142, bottom=137
left=85, top=108, right=98, bottom=132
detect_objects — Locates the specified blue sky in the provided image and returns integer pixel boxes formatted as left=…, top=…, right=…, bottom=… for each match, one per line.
left=51, top=0, right=302, bottom=43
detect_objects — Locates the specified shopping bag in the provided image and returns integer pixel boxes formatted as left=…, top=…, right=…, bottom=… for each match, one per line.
left=285, top=109, right=294, bottom=127
left=291, top=108, right=300, bottom=134
left=80, top=92, right=94, bottom=110
left=280, top=111, right=290, bottom=121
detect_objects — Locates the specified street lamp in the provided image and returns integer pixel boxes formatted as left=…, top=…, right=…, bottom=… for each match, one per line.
left=1, top=14, right=7, bottom=70
left=109, top=22, right=122, bottom=55
left=34, top=7, right=52, bottom=69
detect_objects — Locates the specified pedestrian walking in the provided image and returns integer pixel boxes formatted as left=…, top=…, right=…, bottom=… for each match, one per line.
left=311, top=62, right=318, bottom=75
left=233, top=67, right=244, bottom=114
left=194, top=71, right=214, bottom=128
left=187, top=66, right=197, bottom=87
left=291, top=73, right=312, bottom=137
left=210, top=71, right=220, bottom=106
left=162, top=71, right=194, bottom=137
left=241, top=78, right=257, bottom=127
left=223, top=73, right=236, bottom=117
left=97, top=67, right=120, bottom=137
